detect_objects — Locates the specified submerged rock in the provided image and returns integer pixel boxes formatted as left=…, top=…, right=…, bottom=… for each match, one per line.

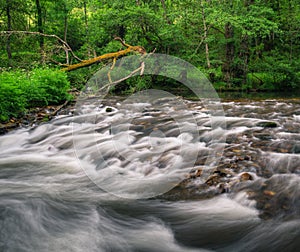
left=256, top=121, right=278, bottom=128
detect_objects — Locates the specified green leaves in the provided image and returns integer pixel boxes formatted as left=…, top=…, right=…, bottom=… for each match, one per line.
left=0, top=68, right=71, bottom=122
left=0, top=0, right=299, bottom=92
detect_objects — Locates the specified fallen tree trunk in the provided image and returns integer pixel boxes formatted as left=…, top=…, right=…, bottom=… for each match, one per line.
left=61, top=37, right=147, bottom=72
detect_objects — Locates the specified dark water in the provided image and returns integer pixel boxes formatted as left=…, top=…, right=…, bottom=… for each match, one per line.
left=0, top=95, right=299, bottom=251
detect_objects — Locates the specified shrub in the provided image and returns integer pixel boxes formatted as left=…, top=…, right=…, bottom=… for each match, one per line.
left=28, top=68, right=71, bottom=105
left=0, top=68, right=71, bottom=122
left=0, top=72, right=27, bottom=122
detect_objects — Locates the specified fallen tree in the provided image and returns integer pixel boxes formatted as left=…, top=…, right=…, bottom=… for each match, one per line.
left=1, top=31, right=147, bottom=72
left=61, top=37, right=147, bottom=72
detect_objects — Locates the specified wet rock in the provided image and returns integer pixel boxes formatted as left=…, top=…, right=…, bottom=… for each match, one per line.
left=292, top=143, right=300, bottom=153
left=217, top=183, right=230, bottom=193
left=253, top=133, right=273, bottom=140
left=204, top=168, right=235, bottom=187
left=240, top=172, right=253, bottom=181
left=205, top=174, right=220, bottom=186
left=188, top=168, right=202, bottom=179
left=256, top=121, right=278, bottom=128
left=0, top=122, right=19, bottom=135
left=263, top=190, right=276, bottom=196
left=245, top=175, right=300, bottom=220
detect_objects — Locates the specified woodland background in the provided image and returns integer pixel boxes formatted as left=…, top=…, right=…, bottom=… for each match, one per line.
left=0, top=0, right=300, bottom=121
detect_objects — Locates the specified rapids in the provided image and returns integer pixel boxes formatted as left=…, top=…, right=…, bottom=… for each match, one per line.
left=0, top=95, right=299, bottom=251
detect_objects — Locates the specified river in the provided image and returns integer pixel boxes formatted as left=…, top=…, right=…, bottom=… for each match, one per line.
left=0, top=94, right=299, bottom=251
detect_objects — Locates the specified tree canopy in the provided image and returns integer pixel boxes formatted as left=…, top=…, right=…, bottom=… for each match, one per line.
left=1, top=0, right=300, bottom=91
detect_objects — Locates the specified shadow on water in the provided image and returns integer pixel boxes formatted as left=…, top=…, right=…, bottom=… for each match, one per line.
left=217, top=91, right=300, bottom=100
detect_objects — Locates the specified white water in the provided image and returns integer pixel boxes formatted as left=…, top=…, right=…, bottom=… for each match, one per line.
left=0, top=97, right=299, bottom=251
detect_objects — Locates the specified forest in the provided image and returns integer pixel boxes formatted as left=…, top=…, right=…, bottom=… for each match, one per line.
left=0, top=2, right=300, bottom=250
left=0, top=0, right=300, bottom=121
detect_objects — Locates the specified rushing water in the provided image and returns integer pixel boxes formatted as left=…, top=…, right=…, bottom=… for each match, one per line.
left=0, top=95, right=299, bottom=251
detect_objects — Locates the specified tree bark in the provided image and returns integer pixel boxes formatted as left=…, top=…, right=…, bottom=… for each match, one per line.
left=35, top=0, right=45, bottom=62
left=83, top=0, right=91, bottom=59
left=160, top=0, right=171, bottom=24
left=200, top=0, right=211, bottom=69
left=62, top=3, right=69, bottom=65
left=222, top=22, right=235, bottom=84
left=61, top=38, right=146, bottom=72
left=6, top=0, right=12, bottom=60
left=239, top=34, right=249, bottom=85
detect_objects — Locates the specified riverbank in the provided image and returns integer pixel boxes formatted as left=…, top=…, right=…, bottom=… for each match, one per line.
left=0, top=101, right=72, bottom=135
left=0, top=87, right=80, bottom=135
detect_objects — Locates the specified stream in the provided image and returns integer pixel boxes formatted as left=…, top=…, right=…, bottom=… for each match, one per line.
left=0, top=93, right=299, bottom=251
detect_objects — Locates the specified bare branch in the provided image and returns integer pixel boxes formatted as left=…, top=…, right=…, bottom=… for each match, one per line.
left=0, top=30, right=82, bottom=62
left=98, top=62, right=145, bottom=93
left=114, top=36, right=130, bottom=48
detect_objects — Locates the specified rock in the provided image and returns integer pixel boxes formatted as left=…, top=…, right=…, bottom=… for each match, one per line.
left=292, top=143, right=300, bottom=153
left=188, top=168, right=202, bottom=179
left=263, top=190, right=276, bottom=196
left=253, top=133, right=273, bottom=140
left=217, top=183, right=230, bottom=193
left=105, top=107, right=113, bottom=112
left=256, top=121, right=278, bottom=128
left=183, top=168, right=203, bottom=181
left=240, top=172, right=253, bottom=181
left=205, top=174, right=221, bottom=186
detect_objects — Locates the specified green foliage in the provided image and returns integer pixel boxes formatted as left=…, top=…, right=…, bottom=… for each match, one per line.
left=28, top=68, right=71, bottom=104
left=125, top=75, right=152, bottom=92
left=66, top=68, right=92, bottom=90
left=0, top=72, right=27, bottom=122
left=0, top=68, right=71, bottom=122
left=0, top=0, right=300, bottom=93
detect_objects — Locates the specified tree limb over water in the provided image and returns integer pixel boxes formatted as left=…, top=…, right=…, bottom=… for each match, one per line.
left=0, top=31, right=146, bottom=72
left=61, top=37, right=147, bottom=72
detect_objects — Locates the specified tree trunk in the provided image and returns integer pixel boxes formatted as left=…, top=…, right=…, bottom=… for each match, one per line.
left=6, top=0, right=12, bottom=60
left=160, top=0, right=171, bottom=24
left=222, top=22, right=235, bottom=84
left=63, top=4, right=69, bottom=65
left=83, top=0, right=91, bottom=59
left=239, top=34, right=249, bottom=85
left=64, top=15, right=69, bottom=64
left=237, top=0, right=252, bottom=85
left=200, top=0, right=211, bottom=69
left=35, top=0, right=45, bottom=62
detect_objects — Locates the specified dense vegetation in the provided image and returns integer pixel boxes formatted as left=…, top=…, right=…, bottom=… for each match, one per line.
left=0, top=68, right=70, bottom=122
left=0, top=0, right=300, bottom=121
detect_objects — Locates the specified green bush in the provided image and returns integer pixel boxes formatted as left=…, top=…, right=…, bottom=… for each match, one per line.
left=0, top=68, right=71, bottom=122
left=0, top=72, right=27, bottom=122
left=28, top=68, right=71, bottom=104
left=247, top=72, right=275, bottom=90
